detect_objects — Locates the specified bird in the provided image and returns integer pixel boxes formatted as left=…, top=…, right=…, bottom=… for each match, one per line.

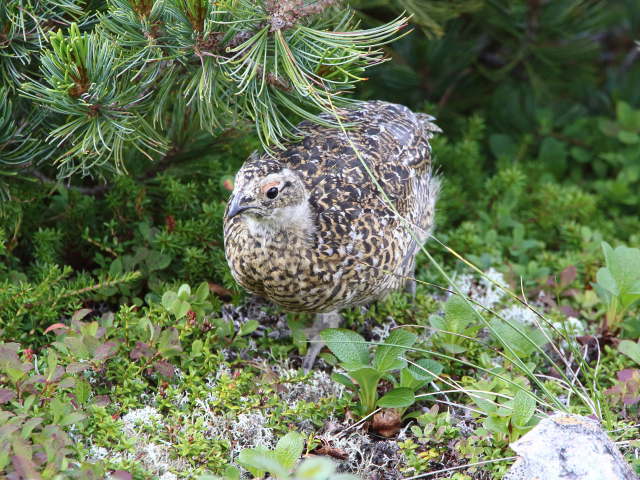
left=223, top=101, right=441, bottom=369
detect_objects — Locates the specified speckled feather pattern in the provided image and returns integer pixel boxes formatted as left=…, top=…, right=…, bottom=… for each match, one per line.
left=224, top=101, right=441, bottom=313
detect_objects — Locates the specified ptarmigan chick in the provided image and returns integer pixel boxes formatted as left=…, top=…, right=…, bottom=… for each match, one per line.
left=224, top=101, right=440, bottom=369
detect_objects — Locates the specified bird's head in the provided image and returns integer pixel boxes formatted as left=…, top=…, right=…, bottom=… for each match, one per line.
left=226, top=168, right=313, bottom=237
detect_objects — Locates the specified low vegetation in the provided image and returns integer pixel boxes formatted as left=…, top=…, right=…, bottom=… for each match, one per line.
left=1, top=0, right=639, bottom=479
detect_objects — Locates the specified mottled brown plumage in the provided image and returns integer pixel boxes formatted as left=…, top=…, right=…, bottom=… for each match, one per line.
left=224, top=101, right=440, bottom=321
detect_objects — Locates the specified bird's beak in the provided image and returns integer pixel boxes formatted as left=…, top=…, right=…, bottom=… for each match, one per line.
left=227, top=194, right=255, bottom=219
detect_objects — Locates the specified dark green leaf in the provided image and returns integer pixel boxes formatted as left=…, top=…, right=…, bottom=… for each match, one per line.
left=373, top=329, right=416, bottom=372
left=377, top=388, right=415, bottom=408
left=274, top=431, right=304, bottom=469
left=618, top=340, right=640, bottom=366
left=511, top=390, right=536, bottom=427
left=331, top=373, right=356, bottom=390
left=238, top=448, right=286, bottom=479
left=408, top=358, right=444, bottom=383
left=321, top=329, right=369, bottom=369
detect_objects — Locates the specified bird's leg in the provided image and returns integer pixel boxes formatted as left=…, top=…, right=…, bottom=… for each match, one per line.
left=404, top=257, right=418, bottom=301
left=302, top=311, right=341, bottom=372
left=405, top=277, right=417, bottom=300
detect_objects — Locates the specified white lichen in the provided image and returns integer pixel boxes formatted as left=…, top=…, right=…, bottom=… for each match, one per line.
left=87, top=445, right=110, bottom=460
left=231, top=412, right=275, bottom=452
left=121, top=406, right=163, bottom=435
left=499, top=304, right=540, bottom=327
left=275, top=368, right=345, bottom=406
left=452, top=268, right=507, bottom=310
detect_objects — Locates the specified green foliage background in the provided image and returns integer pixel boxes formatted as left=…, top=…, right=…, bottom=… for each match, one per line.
left=3, top=0, right=638, bottom=339
left=1, top=0, right=640, bottom=478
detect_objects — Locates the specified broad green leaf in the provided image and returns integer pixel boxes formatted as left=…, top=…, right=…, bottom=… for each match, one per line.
left=177, top=284, right=191, bottom=299
left=331, top=373, right=356, bottom=389
left=238, top=448, right=287, bottom=479
left=0, top=449, right=9, bottom=470
left=21, top=417, right=43, bottom=439
left=59, top=411, right=86, bottom=426
left=407, top=358, right=444, bottom=383
left=162, top=292, right=191, bottom=317
left=158, top=328, right=182, bottom=357
left=377, top=387, right=415, bottom=408
left=46, top=349, right=58, bottom=382
left=274, top=431, right=304, bottom=469
left=618, top=340, right=640, bottom=366
left=161, top=291, right=178, bottom=311
left=349, top=367, right=382, bottom=391
left=191, top=339, right=203, bottom=357
left=49, top=396, right=68, bottom=422
left=618, top=130, right=639, bottom=144
left=440, top=342, right=468, bottom=354
left=194, top=281, right=210, bottom=302
left=146, top=249, right=171, bottom=271
left=222, top=466, right=240, bottom=480
left=288, top=319, right=308, bottom=354
left=472, top=392, right=497, bottom=414
left=109, top=257, right=123, bottom=276
left=600, top=242, right=640, bottom=309
left=64, top=336, right=90, bottom=359
left=321, top=329, right=369, bottom=369
left=22, top=394, right=37, bottom=413
left=595, top=267, right=618, bottom=297
left=174, top=299, right=191, bottom=319
left=350, top=367, right=383, bottom=413
left=373, top=329, right=416, bottom=372
left=295, top=456, right=335, bottom=479
left=489, top=318, right=547, bottom=359
left=445, top=295, right=476, bottom=330
left=74, top=379, right=90, bottom=404
left=5, top=366, right=26, bottom=383
left=240, top=319, right=259, bottom=336
left=400, top=368, right=417, bottom=389
left=484, top=415, right=508, bottom=435
left=616, top=101, right=640, bottom=130
left=511, top=390, right=536, bottom=427
left=430, top=295, right=478, bottom=354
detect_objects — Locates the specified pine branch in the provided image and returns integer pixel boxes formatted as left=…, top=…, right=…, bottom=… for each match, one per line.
left=4, top=0, right=408, bottom=182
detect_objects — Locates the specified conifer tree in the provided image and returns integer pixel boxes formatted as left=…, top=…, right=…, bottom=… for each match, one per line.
left=0, top=0, right=407, bottom=197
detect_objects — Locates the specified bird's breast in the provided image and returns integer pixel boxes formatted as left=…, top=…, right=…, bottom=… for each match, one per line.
left=224, top=214, right=412, bottom=312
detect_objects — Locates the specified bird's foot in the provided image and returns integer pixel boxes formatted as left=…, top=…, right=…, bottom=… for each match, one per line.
left=302, top=311, right=341, bottom=372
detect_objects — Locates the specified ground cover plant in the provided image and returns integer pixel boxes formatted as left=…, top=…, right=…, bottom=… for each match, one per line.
left=1, top=0, right=640, bottom=478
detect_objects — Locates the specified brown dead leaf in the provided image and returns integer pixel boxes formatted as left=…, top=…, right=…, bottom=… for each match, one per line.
left=371, top=408, right=402, bottom=437
left=313, top=442, right=348, bottom=460
left=209, top=282, right=232, bottom=301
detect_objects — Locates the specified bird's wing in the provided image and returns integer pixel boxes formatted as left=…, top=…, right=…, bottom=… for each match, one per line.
left=254, top=101, right=438, bottom=251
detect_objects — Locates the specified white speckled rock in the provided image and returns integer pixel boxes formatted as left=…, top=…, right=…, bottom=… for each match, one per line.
left=505, top=413, right=638, bottom=480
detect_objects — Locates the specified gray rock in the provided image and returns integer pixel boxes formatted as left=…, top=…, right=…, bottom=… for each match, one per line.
left=505, top=412, right=638, bottom=480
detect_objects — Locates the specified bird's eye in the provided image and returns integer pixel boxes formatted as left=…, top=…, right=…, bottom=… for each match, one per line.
left=266, top=187, right=279, bottom=199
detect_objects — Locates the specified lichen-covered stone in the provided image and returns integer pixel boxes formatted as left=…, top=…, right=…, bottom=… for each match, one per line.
left=505, top=412, right=638, bottom=480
